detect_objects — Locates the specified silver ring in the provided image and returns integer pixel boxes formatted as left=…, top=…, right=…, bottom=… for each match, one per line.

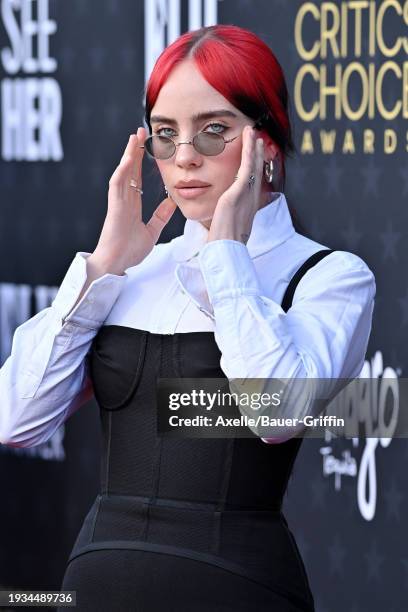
left=130, top=178, right=143, bottom=194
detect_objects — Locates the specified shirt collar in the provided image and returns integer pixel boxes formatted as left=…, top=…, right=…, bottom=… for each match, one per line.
left=171, top=191, right=295, bottom=262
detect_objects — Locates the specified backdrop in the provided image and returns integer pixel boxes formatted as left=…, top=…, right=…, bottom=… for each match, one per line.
left=0, top=1, right=406, bottom=611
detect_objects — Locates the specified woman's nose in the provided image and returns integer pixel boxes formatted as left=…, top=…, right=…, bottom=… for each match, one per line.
left=174, top=141, right=202, bottom=167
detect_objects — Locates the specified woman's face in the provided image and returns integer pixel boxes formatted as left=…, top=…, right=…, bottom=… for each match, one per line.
left=149, top=59, right=276, bottom=229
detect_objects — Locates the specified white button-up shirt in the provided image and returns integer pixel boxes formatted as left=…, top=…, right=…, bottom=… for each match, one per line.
left=0, top=192, right=376, bottom=447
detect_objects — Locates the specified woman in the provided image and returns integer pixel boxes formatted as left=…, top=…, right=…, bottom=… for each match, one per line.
left=0, top=25, right=375, bottom=611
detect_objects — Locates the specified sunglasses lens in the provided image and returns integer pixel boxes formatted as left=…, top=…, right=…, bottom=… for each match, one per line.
left=194, top=132, right=224, bottom=155
left=144, top=135, right=175, bottom=159
left=144, top=133, right=225, bottom=158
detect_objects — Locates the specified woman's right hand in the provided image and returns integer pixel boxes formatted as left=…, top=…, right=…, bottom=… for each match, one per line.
left=88, top=127, right=177, bottom=276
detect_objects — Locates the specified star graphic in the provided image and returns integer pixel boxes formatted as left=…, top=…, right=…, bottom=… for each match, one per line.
left=397, top=165, right=408, bottom=197
left=383, top=477, right=404, bottom=522
left=104, top=102, right=123, bottom=131
left=342, top=478, right=358, bottom=516
left=287, top=159, right=308, bottom=197
left=76, top=218, right=92, bottom=243
left=59, top=46, right=75, bottom=73
left=364, top=539, right=385, bottom=581
left=75, top=104, right=92, bottom=132
left=17, top=217, right=32, bottom=244
left=106, top=0, right=119, bottom=15
left=89, top=46, right=107, bottom=73
left=378, top=220, right=401, bottom=261
left=310, top=478, right=326, bottom=509
left=401, top=558, right=408, bottom=589
left=323, top=156, right=344, bottom=197
left=74, top=0, right=89, bottom=15
left=59, top=162, right=76, bottom=191
left=90, top=161, right=106, bottom=188
left=305, top=218, right=326, bottom=244
left=119, top=44, right=137, bottom=72
left=360, top=158, right=383, bottom=197
left=397, top=288, right=408, bottom=327
left=340, top=216, right=363, bottom=251
left=328, top=533, right=347, bottom=575
left=45, top=217, right=62, bottom=247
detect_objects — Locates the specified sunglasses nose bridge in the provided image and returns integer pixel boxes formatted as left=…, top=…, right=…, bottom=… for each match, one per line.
left=175, top=139, right=193, bottom=146
left=173, top=134, right=205, bottom=155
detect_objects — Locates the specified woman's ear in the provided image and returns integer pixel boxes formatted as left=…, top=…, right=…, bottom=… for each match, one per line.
left=262, top=134, right=279, bottom=161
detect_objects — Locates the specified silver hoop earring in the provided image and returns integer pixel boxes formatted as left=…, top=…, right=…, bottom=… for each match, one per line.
left=263, top=159, right=274, bottom=184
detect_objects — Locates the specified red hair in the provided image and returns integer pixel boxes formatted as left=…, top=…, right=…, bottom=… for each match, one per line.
left=144, top=24, right=302, bottom=230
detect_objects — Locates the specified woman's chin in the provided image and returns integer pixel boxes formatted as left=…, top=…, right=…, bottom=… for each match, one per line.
left=178, top=201, right=215, bottom=222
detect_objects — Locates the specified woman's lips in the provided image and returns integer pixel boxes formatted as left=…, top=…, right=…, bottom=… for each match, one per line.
left=175, top=186, right=211, bottom=198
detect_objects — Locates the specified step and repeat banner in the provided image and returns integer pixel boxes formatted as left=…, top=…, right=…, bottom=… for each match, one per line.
left=0, top=1, right=406, bottom=610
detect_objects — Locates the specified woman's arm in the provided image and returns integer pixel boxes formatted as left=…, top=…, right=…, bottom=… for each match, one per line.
left=0, top=252, right=127, bottom=448
left=175, top=240, right=376, bottom=441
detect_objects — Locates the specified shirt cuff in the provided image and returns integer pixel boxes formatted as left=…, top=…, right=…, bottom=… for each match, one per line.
left=51, top=252, right=127, bottom=328
left=198, top=239, right=264, bottom=305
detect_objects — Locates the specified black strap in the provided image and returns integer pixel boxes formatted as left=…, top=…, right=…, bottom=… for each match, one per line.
left=280, top=249, right=335, bottom=313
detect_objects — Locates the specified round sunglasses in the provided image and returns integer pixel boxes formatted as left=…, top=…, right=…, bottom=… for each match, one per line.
left=138, top=130, right=241, bottom=160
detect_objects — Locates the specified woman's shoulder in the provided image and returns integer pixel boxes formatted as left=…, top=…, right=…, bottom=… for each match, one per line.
left=280, top=231, right=376, bottom=299
left=288, top=230, right=374, bottom=276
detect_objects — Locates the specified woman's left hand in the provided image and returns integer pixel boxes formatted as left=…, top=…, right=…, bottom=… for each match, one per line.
left=206, top=125, right=265, bottom=245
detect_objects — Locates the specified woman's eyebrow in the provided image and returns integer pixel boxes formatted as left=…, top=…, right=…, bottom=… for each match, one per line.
left=150, top=109, right=238, bottom=125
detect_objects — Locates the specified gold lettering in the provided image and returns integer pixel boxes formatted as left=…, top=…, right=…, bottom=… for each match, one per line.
left=294, top=64, right=320, bottom=121
left=384, top=129, right=397, bottom=153
left=320, top=64, right=342, bottom=119
left=295, top=2, right=321, bottom=61
left=321, top=2, right=340, bottom=59
left=376, top=61, right=402, bottom=119
left=377, top=0, right=403, bottom=57
left=342, top=62, right=369, bottom=120
left=320, top=130, right=337, bottom=153
left=363, top=129, right=375, bottom=153
left=342, top=129, right=356, bottom=153
left=301, top=130, right=315, bottom=154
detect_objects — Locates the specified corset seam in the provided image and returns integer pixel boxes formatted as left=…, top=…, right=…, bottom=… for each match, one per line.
left=105, top=410, right=112, bottom=495
left=142, top=334, right=164, bottom=541
left=89, top=494, right=102, bottom=545
left=211, top=438, right=235, bottom=556
left=172, top=332, right=182, bottom=378
left=66, top=540, right=314, bottom=610
left=94, top=493, right=282, bottom=512
left=94, top=330, right=148, bottom=411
